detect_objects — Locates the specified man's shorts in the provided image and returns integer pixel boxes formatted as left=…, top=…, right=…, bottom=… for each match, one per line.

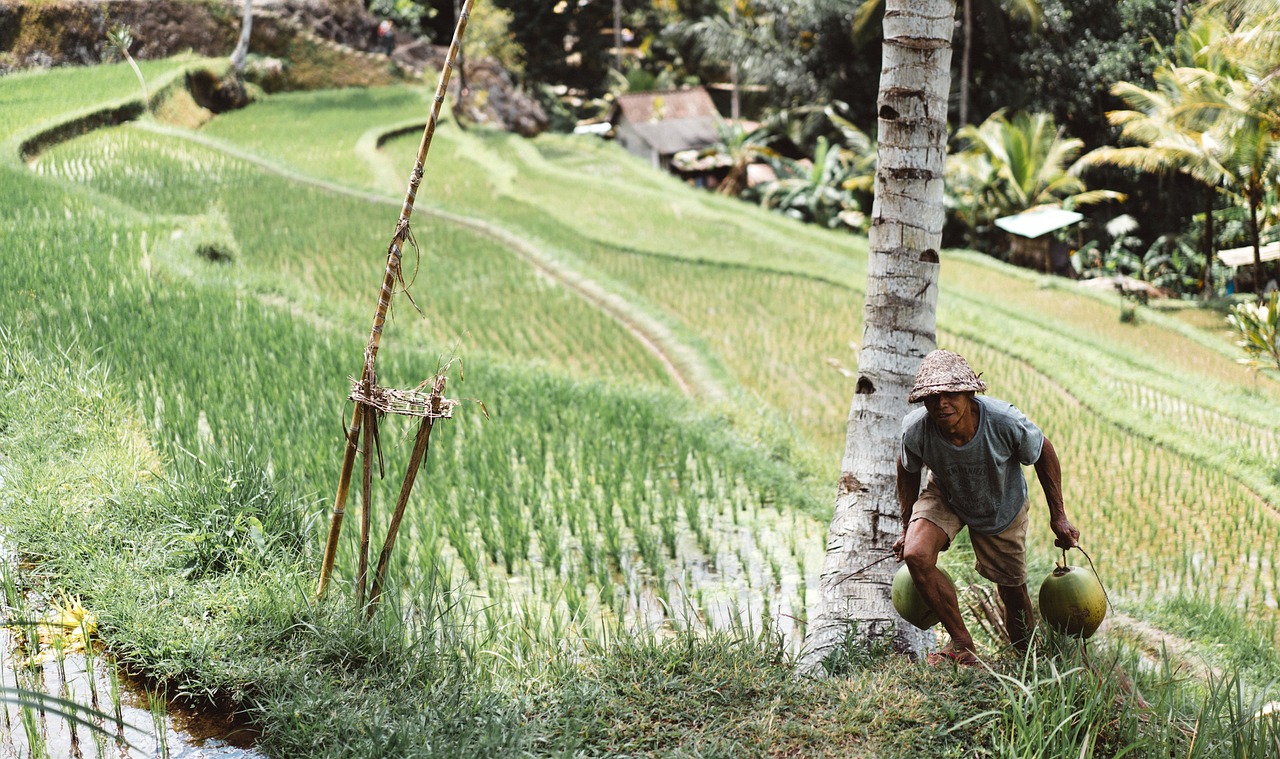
left=909, top=476, right=1029, bottom=586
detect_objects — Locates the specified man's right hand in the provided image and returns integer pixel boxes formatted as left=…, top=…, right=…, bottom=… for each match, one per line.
left=1051, top=517, right=1080, bottom=549
left=892, top=534, right=906, bottom=561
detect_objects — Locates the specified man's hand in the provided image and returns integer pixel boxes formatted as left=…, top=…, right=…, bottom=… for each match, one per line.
left=892, top=534, right=906, bottom=561
left=1051, top=517, right=1080, bottom=549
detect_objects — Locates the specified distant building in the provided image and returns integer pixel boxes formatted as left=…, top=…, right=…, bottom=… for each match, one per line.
left=994, top=207, right=1084, bottom=276
left=609, top=87, right=721, bottom=171
left=1219, top=241, right=1280, bottom=294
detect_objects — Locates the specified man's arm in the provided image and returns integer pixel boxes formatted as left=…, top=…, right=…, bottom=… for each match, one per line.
left=892, top=455, right=922, bottom=559
left=1033, top=436, right=1080, bottom=548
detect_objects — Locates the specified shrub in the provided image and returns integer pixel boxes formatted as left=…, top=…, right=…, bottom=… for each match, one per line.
left=1228, top=291, right=1280, bottom=373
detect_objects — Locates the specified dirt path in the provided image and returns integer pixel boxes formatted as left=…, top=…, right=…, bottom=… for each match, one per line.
left=1101, top=611, right=1221, bottom=681
left=134, top=121, right=727, bottom=403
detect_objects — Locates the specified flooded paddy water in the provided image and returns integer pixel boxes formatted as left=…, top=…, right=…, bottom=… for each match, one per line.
left=0, top=571, right=261, bottom=759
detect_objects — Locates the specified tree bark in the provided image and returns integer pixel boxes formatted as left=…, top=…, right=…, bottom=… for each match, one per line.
left=230, top=0, right=253, bottom=74
left=800, top=0, right=955, bottom=674
left=959, top=0, right=971, bottom=126
left=1202, top=186, right=1214, bottom=300
left=1251, top=188, right=1264, bottom=296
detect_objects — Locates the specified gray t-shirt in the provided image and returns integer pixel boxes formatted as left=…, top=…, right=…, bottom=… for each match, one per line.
left=900, top=396, right=1044, bottom=535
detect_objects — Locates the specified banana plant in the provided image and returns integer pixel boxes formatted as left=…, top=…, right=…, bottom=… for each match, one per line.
left=759, top=135, right=860, bottom=229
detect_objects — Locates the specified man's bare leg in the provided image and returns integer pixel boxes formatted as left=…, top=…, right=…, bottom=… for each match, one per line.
left=903, top=518, right=976, bottom=661
left=998, top=583, right=1035, bottom=652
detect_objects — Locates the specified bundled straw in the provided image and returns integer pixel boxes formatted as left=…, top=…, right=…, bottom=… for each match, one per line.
left=349, top=377, right=458, bottom=419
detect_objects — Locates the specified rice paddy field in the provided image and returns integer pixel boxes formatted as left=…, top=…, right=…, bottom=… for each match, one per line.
left=2, top=57, right=1280, bottom=755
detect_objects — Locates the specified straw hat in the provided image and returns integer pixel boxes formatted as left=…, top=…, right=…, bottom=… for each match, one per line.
left=908, top=350, right=987, bottom=403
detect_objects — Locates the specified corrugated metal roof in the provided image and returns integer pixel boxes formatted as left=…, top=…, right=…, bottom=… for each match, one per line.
left=613, top=87, right=719, bottom=123
left=994, top=207, right=1084, bottom=239
left=629, top=117, right=719, bottom=155
left=1218, top=241, right=1280, bottom=267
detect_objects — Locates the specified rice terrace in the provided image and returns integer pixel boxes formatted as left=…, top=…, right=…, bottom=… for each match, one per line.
left=2, top=0, right=1280, bottom=756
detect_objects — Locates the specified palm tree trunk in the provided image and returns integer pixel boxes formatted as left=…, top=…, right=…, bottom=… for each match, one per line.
left=960, top=0, right=972, bottom=126
left=1201, top=186, right=1214, bottom=299
left=800, top=0, right=954, bottom=673
left=230, top=0, right=252, bottom=74
left=729, top=1, right=741, bottom=121
left=1251, top=188, right=1264, bottom=296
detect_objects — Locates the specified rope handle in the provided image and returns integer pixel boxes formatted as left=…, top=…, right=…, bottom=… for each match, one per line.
left=1058, top=544, right=1113, bottom=616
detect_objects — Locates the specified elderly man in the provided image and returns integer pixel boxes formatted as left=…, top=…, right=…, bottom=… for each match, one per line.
left=892, top=349, right=1080, bottom=664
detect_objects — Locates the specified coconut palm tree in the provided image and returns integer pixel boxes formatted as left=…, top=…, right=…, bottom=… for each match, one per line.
left=229, top=0, right=253, bottom=74
left=1079, top=14, right=1237, bottom=297
left=1203, top=79, right=1280, bottom=295
left=1195, top=2, right=1280, bottom=295
left=801, top=0, right=956, bottom=672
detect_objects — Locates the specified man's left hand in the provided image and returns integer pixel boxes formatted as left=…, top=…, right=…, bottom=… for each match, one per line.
left=1051, top=517, right=1080, bottom=549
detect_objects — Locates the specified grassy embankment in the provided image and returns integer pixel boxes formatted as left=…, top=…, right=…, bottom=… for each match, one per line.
left=1, top=61, right=1278, bottom=756
left=225, top=85, right=1280, bottom=644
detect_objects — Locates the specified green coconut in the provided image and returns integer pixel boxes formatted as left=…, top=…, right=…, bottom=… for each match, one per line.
left=891, top=563, right=955, bottom=630
left=1038, top=565, right=1107, bottom=638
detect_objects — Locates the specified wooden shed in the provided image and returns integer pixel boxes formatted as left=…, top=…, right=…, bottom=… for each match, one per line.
left=994, top=207, right=1083, bottom=276
left=608, top=87, right=721, bottom=171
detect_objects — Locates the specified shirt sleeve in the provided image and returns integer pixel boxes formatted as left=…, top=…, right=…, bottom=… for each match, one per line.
left=1008, top=404, right=1044, bottom=465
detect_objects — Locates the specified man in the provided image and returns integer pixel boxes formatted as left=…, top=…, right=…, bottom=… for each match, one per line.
left=892, top=349, right=1079, bottom=664
left=377, top=19, right=396, bottom=57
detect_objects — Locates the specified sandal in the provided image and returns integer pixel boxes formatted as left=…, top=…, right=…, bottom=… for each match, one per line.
left=927, top=648, right=980, bottom=667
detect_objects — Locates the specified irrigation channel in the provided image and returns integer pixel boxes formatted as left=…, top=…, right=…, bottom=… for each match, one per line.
left=0, top=556, right=261, bottom=759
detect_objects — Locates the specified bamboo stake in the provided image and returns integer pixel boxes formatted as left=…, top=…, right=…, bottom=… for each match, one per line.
left=314, top=0, right=476, bottom=599
left=355, top=404, right=375, bottom=608
left=366, top=376, right=446, bottom=616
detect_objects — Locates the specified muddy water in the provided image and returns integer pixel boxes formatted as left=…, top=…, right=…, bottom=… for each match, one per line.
left=1, top=601, right=262, bottom=758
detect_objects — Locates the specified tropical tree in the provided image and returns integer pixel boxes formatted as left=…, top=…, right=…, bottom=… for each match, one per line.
left=1169, top=2, right=1280, bottom=295
left=106, top=26, right=147, bottom=107
left=756, top=115, right=877, bottom=231
left=759, top=136, right=858, bottom=228
left=947, top=110, right=1123, bottom=254
left=1229, top=290, right=1280, bottom=372
left=700, top=119, right=777, bottom=197
left=672, top=0, right=855, bottom=117
left=607, top=64, right=680, bottom=96
left=490, top=0, right=613, bottom=92
left=229, top=0, right=252, bottom=75
left=827, top=105, right=879, bottom=215
left=801, top=0, right=956, bottom=672
left=1073, top=221, right=1204, bottom=297
left=1080, top=13, right=1237, bottom=298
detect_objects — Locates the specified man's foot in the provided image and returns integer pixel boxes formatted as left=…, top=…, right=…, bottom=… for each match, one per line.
left=927, top=647, right=980, bottom=667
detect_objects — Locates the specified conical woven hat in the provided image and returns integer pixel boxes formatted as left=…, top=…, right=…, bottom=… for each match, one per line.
left=908, top=350, right=987, bottom=403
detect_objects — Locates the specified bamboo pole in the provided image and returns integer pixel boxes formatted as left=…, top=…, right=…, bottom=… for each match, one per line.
left=314, top=0, right=476, bottom=599
left=355, top=405, right=375, bottom=608
left=366, top=376, right=446, bottom=617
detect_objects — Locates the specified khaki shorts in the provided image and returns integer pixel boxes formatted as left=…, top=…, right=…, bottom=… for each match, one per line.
left=910, top=476, right=1029, bottom=586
